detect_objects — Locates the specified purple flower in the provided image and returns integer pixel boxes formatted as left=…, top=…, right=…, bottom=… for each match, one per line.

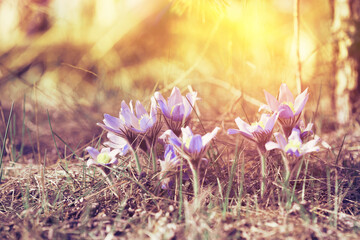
left=86, top=147, right=119, bottom=167
left=104, top=132, right=130, bottom=156
left=120, top=99, right=158, bottom=133
left=97, top=98, right=162, bottom=152
left=227, top=112, right=279, bottom=153
left=154, top=87, right=198, bottom=136
left=265, top=128, right=320, bottom=157
left=163, top=126, right=220, bottom=163
left=159, top=145, right=180, bottom=189
left=262, top=83, right=309, bottom=137
left=296, top=120, right=313, bottom=140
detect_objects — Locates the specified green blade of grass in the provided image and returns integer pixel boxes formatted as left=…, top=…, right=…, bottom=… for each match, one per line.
left=0, top=102, right=14, bottom=183
left=223, top=146, right=241, bottom=216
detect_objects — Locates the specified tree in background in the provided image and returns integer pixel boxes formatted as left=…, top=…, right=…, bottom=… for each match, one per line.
left=331, top=0, right=360, bottom=124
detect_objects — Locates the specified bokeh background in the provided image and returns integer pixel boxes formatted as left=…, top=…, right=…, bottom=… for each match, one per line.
left=0, top=0, right=337, bottom=160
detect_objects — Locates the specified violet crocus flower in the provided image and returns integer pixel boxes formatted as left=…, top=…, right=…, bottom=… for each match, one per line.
left=227, top=112, right=279, bottom=153
left=262, top=83, right=309, bottom=137
left=265, top=128, right=320, bottom=157
left=86, top=147, right=120, bottom=174
left=159, top=145, right=180, bottom=189
left=154, top=87, right=198, bottom=136
left=164, top=126, right=220, bottom=165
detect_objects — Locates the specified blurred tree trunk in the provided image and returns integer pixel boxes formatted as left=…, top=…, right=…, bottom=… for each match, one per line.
left=331, top=0, right=360, bottom=124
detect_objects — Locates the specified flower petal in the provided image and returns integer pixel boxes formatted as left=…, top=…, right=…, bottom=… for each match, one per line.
left=100, top=147, right=111, bottom=154
left=159, top=130, right=177, bottom=144
left=234, top=117, right=252, bottom=134
left=258, top=104, right=272, bottom=112
left=181, top=126, right=194, bottom=141
left=183, top=92, right=197, bottom=118
left=265, top=141, right=280, bottom=151
left=168, top=87, right=183, bottom=109
left=170, top=104, right=185, bottom=121
left=202, top=127, right=220, bottom=146
left=87, top=159, right=98, bottom=167
left=274, top=132, right=287, bottom=150
left=264, top=112, right=279, bottom=132
left=278, top=104, right=295, bottom=118
left=264, top=90, right=280, bottom=112
left=169, top=136, right=183, bottom=148
left=165, top=144, right=176, bottom=160
left=288, top=128, right=302, bottom=143
left=188, top=135, right=203, bottom=154
left=135, top=100, right=147, bottom=118
left=294, top=88, right=309, bottom=116
left=86, top=147, right=99, bottom=160
left=139, top=115, right=153, bottom=131
left=301, top=136, right=320, bottom=154
left=103, top=114, right=122, bottom=130
left=278, top=83, right=294, bottom=103
left=150, top=97, right=157, bottom=122
left=97, top=123, right=123, bottom=135
left=158, top=99, right=171, bottom=118
left=227, top=128, right=255, bottom=141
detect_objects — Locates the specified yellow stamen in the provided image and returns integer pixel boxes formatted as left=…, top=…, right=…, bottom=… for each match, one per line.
left=251, top=121, right=265, bottom=129
left=284, top=101, right=295, bottom=113
left=97, top=153, right=111, bottom=164
left=284, top=140, right=301, bottom=152
left=185, top=137, right=191, bottom=149
left=170, top=105, right=176, bottom=116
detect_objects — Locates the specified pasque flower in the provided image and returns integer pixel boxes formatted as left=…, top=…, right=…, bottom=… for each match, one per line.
left=262, top=83, right=309, bottom=137
left=265, top=128, right=320, bottom=157
left=159, top=145, right=180, bottom=189
left=296, top=120, right=314, bottom=140
left=161, top=126, right=220, bottom=202
left=97, top=98, right=162, bottom=153
left=163, top=126, right=220, bottom=164
left=86, top=147, right=120, bottom=167
left=227, top=112, right=279, bottom=153
left=104, top=132, right=130, bottom=156
left=154, top=87, right=198, bottom=136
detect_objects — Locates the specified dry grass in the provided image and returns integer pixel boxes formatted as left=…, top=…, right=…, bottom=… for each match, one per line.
left=0, top=106, right=359, bottom=239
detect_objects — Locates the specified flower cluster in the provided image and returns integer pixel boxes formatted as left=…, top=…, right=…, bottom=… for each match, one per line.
left=227, top=83, right=324, bottom=158
left=85, top=86, right=219, bottom=191
left=85, top=83, right=329, bottom=197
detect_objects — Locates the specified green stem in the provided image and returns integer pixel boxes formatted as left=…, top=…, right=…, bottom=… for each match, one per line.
left=259, top=152, right=267, bottom=198
left=151, top=148, right=157, bottom=172
left=281, top=153, right=290, bottom=184
left=193, top=167, right=200, bottom=207
left=178, top=158, right=184, bottom=221
left=290, top=157, right=304, bottom=204
left=134, top=151, right=142, bottom=175
left=188, top=161, right=200, bottom=208
left=301, top=158, right=309, bottom=202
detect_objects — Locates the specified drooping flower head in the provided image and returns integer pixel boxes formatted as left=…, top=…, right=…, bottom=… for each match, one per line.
left=86, top=147, right=120, bottom=174
left=227, top=112, right=279, bottom=153
left=159, top=145, right=180, bottom=189
left=262, top=83, right=309, bottom=137
left=161, top=126, right=220, bottom=165
left=154, top=87, right=198, bottom=136
left=265, top=128, right=320, bottom=157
